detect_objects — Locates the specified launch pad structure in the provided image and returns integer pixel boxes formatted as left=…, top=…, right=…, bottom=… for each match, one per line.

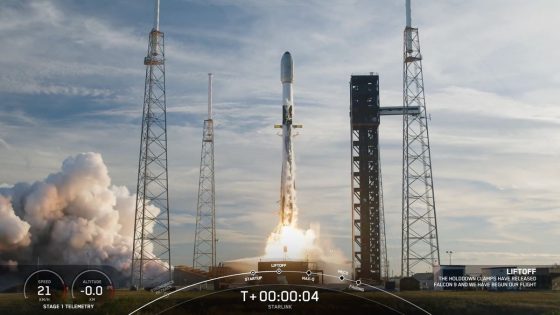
left=131, top=0, right=172, bottom=289
left=350, top=74, right=384, bottom=283
left=350, top=74, right=419, bottom=283
left=350, top=0, right=440, bottom=282
left=192, top=73, right=217, bottom=272
left=401, top=0, right=440, bottom=277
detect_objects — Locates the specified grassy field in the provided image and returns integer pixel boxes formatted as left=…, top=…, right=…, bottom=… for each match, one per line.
left=387, top=291, right=560, bottom=315
left=0, top=290, right=558, bottom=315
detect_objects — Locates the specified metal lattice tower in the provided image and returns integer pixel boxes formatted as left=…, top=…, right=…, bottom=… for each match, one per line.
left=350, top=73, right=413, bottom=283
left=401, top=0, right=440, bottom=276
left=131, top=0, right=171, bottom=289
left=193, top=73, right=217, bottom=272
left=350, top=74, right=384, bottom=283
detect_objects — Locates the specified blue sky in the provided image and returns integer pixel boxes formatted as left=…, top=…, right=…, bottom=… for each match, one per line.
left=1, top=0, right=559, bottom=274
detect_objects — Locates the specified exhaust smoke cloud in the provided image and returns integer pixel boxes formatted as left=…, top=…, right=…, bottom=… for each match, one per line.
left=0, top=152, right=156, bottom=275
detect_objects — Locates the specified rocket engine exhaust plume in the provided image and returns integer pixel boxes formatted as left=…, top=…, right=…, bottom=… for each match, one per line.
left=0, top=152, right=167, bottom=279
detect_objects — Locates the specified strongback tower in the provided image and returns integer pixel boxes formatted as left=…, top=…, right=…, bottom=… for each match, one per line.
left=350, top=74, right=383, bottom=283
left=350, top=73, right=418, bottom=282
left=401, top=0, right=440, bottom=276
left=193, top=73, right=217, bottom=272
left=131, top=0, right=171, bottom=289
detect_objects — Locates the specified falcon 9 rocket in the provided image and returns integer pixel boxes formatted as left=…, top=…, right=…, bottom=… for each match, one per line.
left=277, top=51, right=301, bottom=226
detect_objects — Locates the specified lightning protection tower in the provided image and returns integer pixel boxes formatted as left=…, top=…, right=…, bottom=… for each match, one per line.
left=131, top=0, right=171, bottom=288
left=401, top=0, right=440, bottom=277
left=193, top=73, right=217, bottom=272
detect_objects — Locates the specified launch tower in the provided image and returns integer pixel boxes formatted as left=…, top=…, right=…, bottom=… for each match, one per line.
left=401, top=0, right=440, bottom=276
left=131, top=0, right=172, bottom=288
left=350, top=74, right=383, bottom=283
left=193, top=74, right=217, bottom=272
left=350, top=70, right=421, bottom=282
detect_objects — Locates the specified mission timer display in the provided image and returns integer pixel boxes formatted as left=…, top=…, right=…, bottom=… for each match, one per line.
left=241, top=290, right=319, bottom=303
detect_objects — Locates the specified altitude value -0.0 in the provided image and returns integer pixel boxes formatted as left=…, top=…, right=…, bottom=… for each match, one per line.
left=81, top=286, right=103, bottom=296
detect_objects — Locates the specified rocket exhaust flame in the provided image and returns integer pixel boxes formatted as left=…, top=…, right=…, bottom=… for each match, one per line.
left=264, top=225, right=317, bottom=260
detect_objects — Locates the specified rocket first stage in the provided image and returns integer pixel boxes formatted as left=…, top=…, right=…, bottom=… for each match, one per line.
left=276, top=51, right=302, bottom=226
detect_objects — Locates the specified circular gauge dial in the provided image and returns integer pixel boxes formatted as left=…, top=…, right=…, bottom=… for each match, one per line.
left=23, top=269, right=67, bottom=305
left=71, top=269, right=114, bottom=306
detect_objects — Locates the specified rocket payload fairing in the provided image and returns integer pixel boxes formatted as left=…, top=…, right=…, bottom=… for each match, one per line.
left=277, top=51, right=301, bottom=226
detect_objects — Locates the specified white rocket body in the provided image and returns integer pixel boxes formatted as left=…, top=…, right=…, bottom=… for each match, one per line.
left=280, top=52, right=296, bottom=226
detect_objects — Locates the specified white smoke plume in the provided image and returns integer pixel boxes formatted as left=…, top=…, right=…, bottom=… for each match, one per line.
left=0, top=196, right=31, bottom=251
left=0, top=152, right=136, bottom=271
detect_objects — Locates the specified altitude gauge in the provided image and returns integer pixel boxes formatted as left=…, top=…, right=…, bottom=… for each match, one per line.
left=71, top=269, right=114, bottom=305
left=23, top=269, right=67, bottom=304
